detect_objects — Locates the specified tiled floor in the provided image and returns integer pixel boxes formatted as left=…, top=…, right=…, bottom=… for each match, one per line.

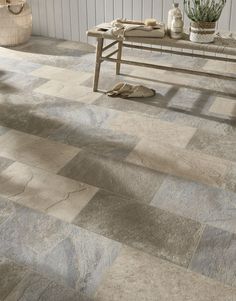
left=0, top=36, right=236, bottom=300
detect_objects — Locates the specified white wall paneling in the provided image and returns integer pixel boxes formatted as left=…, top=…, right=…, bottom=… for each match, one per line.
left=27, top=0, right=236, bottom=43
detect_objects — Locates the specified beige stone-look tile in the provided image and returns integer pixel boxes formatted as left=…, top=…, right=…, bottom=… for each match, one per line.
left=126, top=139, right=229, bottom=189
left=57, top=40, right=96, bottom=52
left=0, top=130, right=79, bottom=173
left=203, top=60, right=236, bottom=74
left=0, top=162, right=98, bottom=223
left=107, top=112, right=196, bottom=148
left=34, top=80, right=101, bottom=104
left=30, top=65, right=92, bottom=83
left=209, top=97, right=236, bottom=118
left=94, top=246, right=236, bottom=301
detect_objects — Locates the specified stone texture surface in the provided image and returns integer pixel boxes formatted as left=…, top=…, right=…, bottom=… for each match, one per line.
left=188, top=129, right=236, bottom=162
left=0, top=36, right=236, bottom=300
left=30, top=65, right=92, bottom=84
left=34, top=80, right=101, bottom=104
left=0, top=257, right=28, bottom=300
left=0, top=129, right=79, bottom=173
left=0, top=156, right=14, bottom=173
left=75, top=190, right=203, bottom=267
left=151, top=176, right=236, bottom=234
left=126, top=139, right=229, bottom=189
left=107, top=111, right=196, bottom=148
left=94, top=246, right=236, bottom=301
left=190, top=226, right=236, bottom=287
left=0, top=162, right=98, bottom=223
left=59, top=151, right=165, bottom=203
left=0, top=197, right=121, bottom=296
left=209, top=97, right=236, bottom=118
left=0, top=257, right=88, bottom=301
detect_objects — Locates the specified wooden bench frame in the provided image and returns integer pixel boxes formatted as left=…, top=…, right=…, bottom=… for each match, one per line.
left=87, top=29, right=236, bottom=92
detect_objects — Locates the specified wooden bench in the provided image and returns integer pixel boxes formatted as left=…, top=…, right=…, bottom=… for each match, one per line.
left=87, top=27, right=236, bottom=92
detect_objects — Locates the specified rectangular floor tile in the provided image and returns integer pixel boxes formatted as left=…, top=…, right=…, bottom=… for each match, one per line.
left=203, top=60, right=236, bottom=74
left=94, top=246, right=236, bottom=301
left=30, top=65, right=92, bottom=84
left=107, top=112, right=196, bottom=148
left=209, top=97, right=236, bottom=118
left=0, top=129, right=79, bottom=173
left=59, top=151, right=165, bottom=204
left=0, top=197, right=121, bottom=296
left=126, top=139, right=229, bottom=189
left=151, top=176, right=236, bottom=234
left=34, top=80, right=101, bottom=104
left=0, top=125, right=9, bottom=136
left=225, top=163, right=236, bottom=193
left=0, top=162, right=98, bottom=223
left=0, top=156, right=14, bottom=173
left=74, top=190, right=203, bottom=267
left=49, top=125, right=139, bottom=160
left=0, top=257, right=28, bottom=300
left=5, top=270, right=87, bottom=301
left=187, top=129, right=236, bottom=162
left=190, top=225, right=236, bottom=287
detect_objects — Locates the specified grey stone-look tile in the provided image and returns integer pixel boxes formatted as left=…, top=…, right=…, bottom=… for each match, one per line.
left=158, top=110, right=234, bottom=135
left=0, top=156, right=14, bottom=173
left=49, top=125, right=139, bottom=160
left=151, top=176, right=236, bottom=234
left=225, top=163, right=236, bottom=193
left=1, top=72, right=47, bottom=95
left=190, top=226, right=236, bottom=287
left=0, top=125, right=9, bottom=136
left=5, top=271, right=88, bottom=301
left=75, top=190, right=203, bottom=267
left=0, top=197, right=122, bottom=296
left=59, top=151, right=165, bottom=204
left=94, top=246, right=236, bottom=301
left=0, top=257, right=28, bottom=300
left=187, top=129, right=236, bottom=162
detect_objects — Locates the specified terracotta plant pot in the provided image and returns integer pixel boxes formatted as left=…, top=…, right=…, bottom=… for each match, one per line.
left=190, top=21, right=216, bottom=43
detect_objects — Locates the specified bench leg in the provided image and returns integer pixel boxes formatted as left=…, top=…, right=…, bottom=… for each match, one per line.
left=116, top=40, right=123, bottom=75
left=93, top=38, right=104, bottom=92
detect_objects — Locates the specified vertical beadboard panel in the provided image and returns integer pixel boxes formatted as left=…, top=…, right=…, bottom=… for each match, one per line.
left=62, top=0, right=72, bottom=40
left=54, top=0, right=64, bottom=39
left=218, top=0, right=232, bottom=31
left=28, top=0, right=235, bottom=42
left=46, top=0, right=56, bottom=38
left=230, top=0, right=236, bottom=32
left=78, top=0, right=88, bottom=42
left=70, top=0, right=80, bottom=41
left=133, top=0, right=142, bottom=20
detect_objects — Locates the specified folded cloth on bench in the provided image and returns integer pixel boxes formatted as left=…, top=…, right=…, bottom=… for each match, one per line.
left=106, top=82, right=156, bottom=98
left=96, top=19, right=165, bottom=39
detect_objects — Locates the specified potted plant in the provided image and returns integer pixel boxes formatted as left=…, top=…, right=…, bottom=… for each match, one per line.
left=184, top=0, right=227, bottom=43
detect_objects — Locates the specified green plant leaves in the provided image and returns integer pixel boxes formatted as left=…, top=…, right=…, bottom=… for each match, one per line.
left=183, top=0, right=226, bottom=22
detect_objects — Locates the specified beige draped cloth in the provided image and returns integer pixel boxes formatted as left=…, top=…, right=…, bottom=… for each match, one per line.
left=96, top=19, right=165, bottom=39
